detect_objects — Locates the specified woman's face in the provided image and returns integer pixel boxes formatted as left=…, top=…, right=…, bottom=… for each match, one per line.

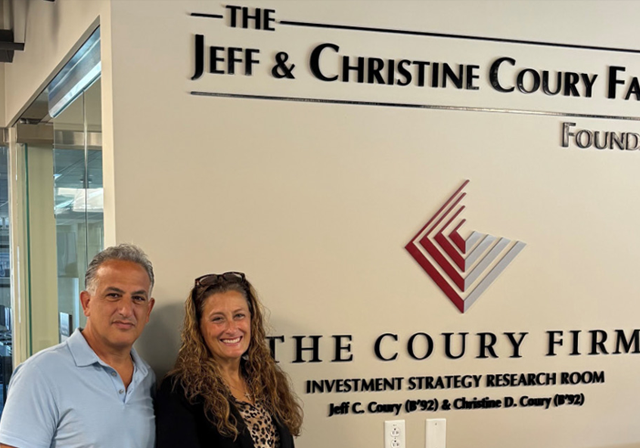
left=199, top=290, right=252, bottom=366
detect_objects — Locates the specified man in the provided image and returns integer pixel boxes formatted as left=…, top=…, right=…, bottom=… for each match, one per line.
left=0, top=244, right=156, bottom=448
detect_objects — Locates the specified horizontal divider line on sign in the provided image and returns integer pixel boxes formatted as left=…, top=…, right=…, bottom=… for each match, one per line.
left=278, top=20, right=640, bottom=55
left=190, top=91, right=640, bottom=121
left=189, top=12, right=223, bottom=19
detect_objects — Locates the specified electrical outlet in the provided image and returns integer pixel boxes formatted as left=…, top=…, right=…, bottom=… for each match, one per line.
left=385, top=420, right=406, bottom=448
left=426, top=418, right=446, bottom=448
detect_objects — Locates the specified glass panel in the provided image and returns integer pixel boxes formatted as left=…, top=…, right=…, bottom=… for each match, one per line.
left=53, top=79, right=103, bottom=336
left=54, top=93, right=86, bottom=335
left=25, top=138, right=58, bottom=354
left=9, top=140, right=31, bottom=366
left=84, top=80, right=103, bottom=271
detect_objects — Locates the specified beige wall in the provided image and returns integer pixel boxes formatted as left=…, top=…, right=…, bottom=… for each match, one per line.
left=105, top=2, right=640, bottom=447
left=10, top=1, right=640, bottom=447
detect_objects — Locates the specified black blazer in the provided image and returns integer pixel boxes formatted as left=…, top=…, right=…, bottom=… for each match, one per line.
left=155, top=375, right=294, bottom=448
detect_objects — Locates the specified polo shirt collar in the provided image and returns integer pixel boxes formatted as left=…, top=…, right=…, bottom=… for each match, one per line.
left=131, top=346, right=149, bottom=376
left=67, top=328, right=149, bottom=375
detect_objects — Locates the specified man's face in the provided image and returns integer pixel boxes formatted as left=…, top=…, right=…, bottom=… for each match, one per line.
left=80, top=260, right=155, bottom=352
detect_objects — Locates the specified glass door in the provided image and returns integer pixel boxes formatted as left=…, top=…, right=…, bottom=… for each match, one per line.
left=7, top=27, right=102, bottom=370
left=0, top=145, right=11, bottom=412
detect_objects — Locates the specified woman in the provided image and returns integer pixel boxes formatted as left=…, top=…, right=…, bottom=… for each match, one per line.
left=156, top=272, right=303, bottom=448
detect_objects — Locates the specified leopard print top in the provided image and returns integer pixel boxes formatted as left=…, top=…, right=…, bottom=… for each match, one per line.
left=234, top=399, right=281, bottom=448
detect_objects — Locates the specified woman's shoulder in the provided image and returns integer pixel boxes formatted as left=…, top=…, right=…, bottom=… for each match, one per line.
left=157, top=372, right=189, bottom=397
left=156, top=372, right=206, bottom=415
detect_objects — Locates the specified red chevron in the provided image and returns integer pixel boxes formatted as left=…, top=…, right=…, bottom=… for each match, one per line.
left=405, top=181, right=469, bottom=307
left=406, top=180, right=469, bottom=248
left=417, top=194, right=466, bottom=290
left=434, top=205, right=466, bottom=271
left=405, top=243, right=465, bottom=312
left=449, top=219, right=467, bottom=254
left=435, top=232, right=465, bottom=271
left=419, top=238, right=464, bottom=290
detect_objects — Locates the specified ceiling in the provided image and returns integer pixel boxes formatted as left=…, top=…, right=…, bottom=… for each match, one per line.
left=0, top=1, right=24, bottom=64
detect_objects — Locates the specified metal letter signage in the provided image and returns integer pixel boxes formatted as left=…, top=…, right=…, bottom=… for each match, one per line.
left=405, top=180, right=526, bottom=313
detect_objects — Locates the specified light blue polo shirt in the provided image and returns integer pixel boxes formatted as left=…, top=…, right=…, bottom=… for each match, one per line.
left=0, top=328, right=155, bottom=448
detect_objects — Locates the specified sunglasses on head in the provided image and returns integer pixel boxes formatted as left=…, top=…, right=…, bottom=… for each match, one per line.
left=194, top=271, right=247, bottom=289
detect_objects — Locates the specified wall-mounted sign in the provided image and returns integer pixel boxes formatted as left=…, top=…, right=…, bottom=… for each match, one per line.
left=189, top=4, right=640, bottom=121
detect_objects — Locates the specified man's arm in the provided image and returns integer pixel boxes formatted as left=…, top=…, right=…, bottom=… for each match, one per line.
left=0, top=362, right=58, bottom=448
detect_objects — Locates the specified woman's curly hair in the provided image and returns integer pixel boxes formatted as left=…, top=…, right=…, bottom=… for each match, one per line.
left=169, top=274, right=303, bottom=439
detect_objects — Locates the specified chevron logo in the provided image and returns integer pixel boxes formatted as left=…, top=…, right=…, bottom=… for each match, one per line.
left=405, top=180, right=526, bottom=313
